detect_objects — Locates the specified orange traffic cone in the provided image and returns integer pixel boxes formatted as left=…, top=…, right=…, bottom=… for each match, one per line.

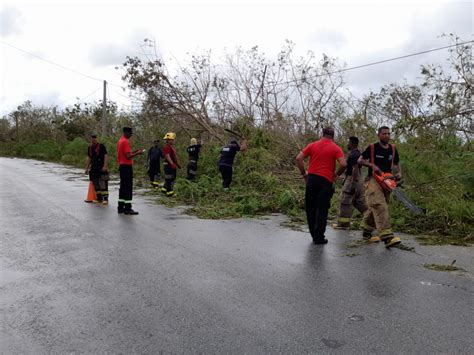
left=84, top=181, right=97, bottom=203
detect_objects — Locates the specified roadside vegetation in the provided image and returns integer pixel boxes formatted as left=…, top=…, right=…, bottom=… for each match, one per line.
left=0, top=35, right=472, bottom=244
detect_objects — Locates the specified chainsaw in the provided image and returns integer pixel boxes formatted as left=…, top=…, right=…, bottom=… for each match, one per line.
left=373, top=172, right=423, bottom=215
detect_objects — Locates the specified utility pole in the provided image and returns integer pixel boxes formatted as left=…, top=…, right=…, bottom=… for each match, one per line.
left=102, top=80, right=107, bottom=136
left=14, top=112, right=19, bottom=142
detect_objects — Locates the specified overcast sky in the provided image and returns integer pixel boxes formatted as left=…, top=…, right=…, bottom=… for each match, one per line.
left=0, top=0, right=472, bottom=115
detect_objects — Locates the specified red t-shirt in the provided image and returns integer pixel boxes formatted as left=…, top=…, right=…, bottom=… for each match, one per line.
left=162, top=144, right=177, bottom=164
left=302, top=138, right=344, bottom=183
left=117, top=135, right=133, bottom=165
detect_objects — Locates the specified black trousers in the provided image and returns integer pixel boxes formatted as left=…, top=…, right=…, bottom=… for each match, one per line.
left=118, top=165, right=133, bottom=210
left=164, top=164, right=177, bottom=192
left=187, top=160, right=198, bottom=180
left=148, top=160, right=161, bottom=182
left=89, top=170, right=109, bottom=201
left=305, top=174, right=334, bottom=241
left=219, top=165, right=233, bottom=188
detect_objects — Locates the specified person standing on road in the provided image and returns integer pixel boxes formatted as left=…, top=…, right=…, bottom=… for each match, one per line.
left=186, top=138, right=202, bottom=180
left=218, top=138, right=247, bottom=190
left=146, top=139, right=164, bottom=188
left=358, top=126, right=402, bottom=248
left=296, top=127, right=346, bottom=245
left=85, top=133, right=109, bottom=204
left=333, top=136, right=368, bottom=229
left=161, top=132, right=180, bottom=197
left=117, top=127, right=145, bottom=215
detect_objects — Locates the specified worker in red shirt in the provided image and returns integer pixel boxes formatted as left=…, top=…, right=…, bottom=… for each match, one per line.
left=161, top=132, right=181, bottom=196
left=296, top=127, right=346, bottom=245
left=116, top=127, right=145, bottom=215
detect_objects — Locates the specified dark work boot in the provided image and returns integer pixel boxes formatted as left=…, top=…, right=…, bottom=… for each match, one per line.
left=124, top=209, right=139, bottom=215
left=313, top=237, right=328, bottom=245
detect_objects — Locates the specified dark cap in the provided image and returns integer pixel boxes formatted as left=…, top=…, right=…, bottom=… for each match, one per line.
left=90, top=133, right=97, bottom=138
left=230, top=140, right=238, bottom=145
left=123, top=127, right=133, bottom=134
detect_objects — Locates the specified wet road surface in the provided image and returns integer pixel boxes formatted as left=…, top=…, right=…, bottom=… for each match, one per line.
left=1, top=157, right=473, bottom=353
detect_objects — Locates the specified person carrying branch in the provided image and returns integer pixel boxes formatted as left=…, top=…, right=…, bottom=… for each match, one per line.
left=186, top=138, right=202, bottom=180
left=218, top=138, right=247, bottom=190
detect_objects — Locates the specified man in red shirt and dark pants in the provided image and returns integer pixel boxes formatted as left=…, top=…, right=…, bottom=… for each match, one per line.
left=116, top=127, right=144, bottom=215
left=296, top=127, right=346, bottom=244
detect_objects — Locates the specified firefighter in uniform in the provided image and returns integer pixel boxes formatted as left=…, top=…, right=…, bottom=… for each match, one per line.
left=146, top=139, right=164, bottom=188
left=85, top=133, right=109, bottom=204
left=186, top=138, right=202, bottom=180
left=116, top=127, right=145, bottom=215
left=334, top=136, right=368, bottom=229
left=358, top=126, right=402, bottom=248
left=218, top=138, right=247, bottom=190
left=161, top=132, right=180, bottom=196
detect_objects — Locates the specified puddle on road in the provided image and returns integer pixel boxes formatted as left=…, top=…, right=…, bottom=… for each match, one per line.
left=66, top=177, right=89, bottom=182
left=321, top=338, right=346, bottom=349
left=420, top=280, right=471, bottom=292
left=166, top=215, right=194, bottom=221
left=348, top=314, right=365, bottom=322
left=420, top=281, right=443, bottom=287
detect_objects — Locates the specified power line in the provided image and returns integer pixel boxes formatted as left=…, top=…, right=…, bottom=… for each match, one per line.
left=263, top=41, right=474, bottom=87
left=338, top=41, right=473, bottom=74
left=0, top=39, right=124, bottom=87
left=2, top=38, right=471, bottom=111
left=137, top=40, right=472, bottom=95
left=76, top=87, right=102, bottom=103
left=110, top=87, right=135, bottom=102
left=1, top=40, right=103, bottom=82
left=107, top=40, right=474, bottom=115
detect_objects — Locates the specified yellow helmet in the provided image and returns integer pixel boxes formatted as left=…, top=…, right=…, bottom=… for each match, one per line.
left=163, top=132, right=176, bottom=140
left=190, top=138, right=197, bottom=145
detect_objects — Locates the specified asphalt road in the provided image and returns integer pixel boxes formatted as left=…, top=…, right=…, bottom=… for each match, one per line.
left=1, top=157, right=473, bottom=353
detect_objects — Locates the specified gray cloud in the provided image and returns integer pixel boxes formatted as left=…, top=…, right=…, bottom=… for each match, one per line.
left=309, top=29, right=347, bottom=48
left=0, top=6, right=23, bottom=37
left=344, top=1, right=473, bottom=96
left=27, top=91, right=62, bottom=107
left=89, top=29, right=156, bottom=67
left=89, top=43, right=134, bottom=66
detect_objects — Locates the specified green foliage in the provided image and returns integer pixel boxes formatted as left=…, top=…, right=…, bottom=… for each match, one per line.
left=1, top=124, right=471, bottom=243
left=22, top=140, right=62, bottom=160
left=0, top=37, right=471, bottom=243
left=388, top=137, right=473, bottom=242
left=423, top=263, right=465, bottom=272
left=61, top=138, right=89, bottom=165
